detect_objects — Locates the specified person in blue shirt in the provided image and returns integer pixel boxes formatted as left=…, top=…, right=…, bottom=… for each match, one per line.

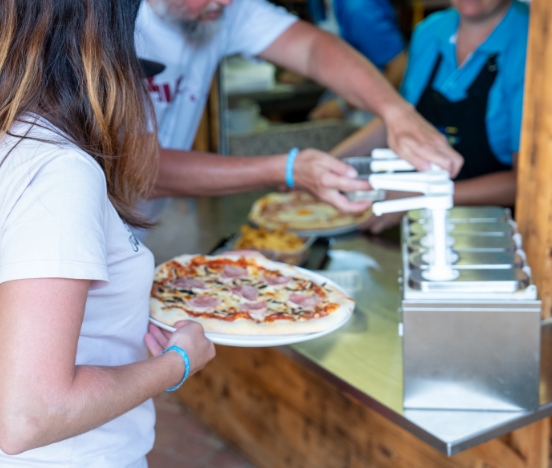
left=309, top=0, right=407, bottom=120
left=332, top=0, right=527, bottom=233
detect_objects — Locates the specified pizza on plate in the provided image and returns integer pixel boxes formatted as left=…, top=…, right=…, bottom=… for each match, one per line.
left=150, top=253, right=354, bottom=335
left=248, top=191, right=372, bottom=232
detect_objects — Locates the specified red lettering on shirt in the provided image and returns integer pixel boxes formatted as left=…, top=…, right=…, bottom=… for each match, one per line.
left=147, top=75, right=185, bottom=103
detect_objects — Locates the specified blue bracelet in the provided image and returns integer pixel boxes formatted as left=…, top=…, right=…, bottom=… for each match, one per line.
left=286, top=148, right=300, bottom=188
left=162, top=345, right=191, bottom=392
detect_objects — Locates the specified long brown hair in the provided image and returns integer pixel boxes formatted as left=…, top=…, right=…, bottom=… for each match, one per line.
left=0, top=0, right=158, bottom=227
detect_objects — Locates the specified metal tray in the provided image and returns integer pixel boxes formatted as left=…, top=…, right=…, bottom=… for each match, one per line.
left=408, top=206, right=512, bottom=223
left=408, top=267, right=531, bottom=293
left=208, top=234, right=332, bottom=270
left=409, top=250, right=525, bottom=270
left=407, top=234, right=518, bottom=253
left=410, top=220, right=516, bottom=237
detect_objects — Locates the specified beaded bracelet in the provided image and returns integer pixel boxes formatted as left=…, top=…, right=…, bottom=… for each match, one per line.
left=286, top=147, right=300, bottom=188
left=162, top=345, right=191, bottom=392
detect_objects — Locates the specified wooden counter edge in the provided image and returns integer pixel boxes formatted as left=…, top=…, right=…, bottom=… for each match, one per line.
left=175, top=345, right=549, bottom=468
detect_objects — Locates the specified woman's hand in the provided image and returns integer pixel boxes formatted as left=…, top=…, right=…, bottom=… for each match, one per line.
left=361, top=190, right=419, bottom=234
left=293, top=149, right=373, bottom=213
left=145, top=322, right=216, bottom=378
left=361, top=211, right=405, bottom=234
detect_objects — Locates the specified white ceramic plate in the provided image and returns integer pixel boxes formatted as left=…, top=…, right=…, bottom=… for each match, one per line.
left=148, top=268, right=353, bottom=347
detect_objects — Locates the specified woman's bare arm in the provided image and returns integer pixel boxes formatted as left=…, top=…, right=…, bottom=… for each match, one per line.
left=330, top=118, right=387, bottom=158
left=0, top=278, right=214, bottom=455
left=455, top=152, right=517, bottom=206
left=454, top=171, right=516, bottom=206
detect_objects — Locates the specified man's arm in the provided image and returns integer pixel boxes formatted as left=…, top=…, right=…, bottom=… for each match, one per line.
left=152, top=147, right=373, bottom=212
left=258, top=21, right=463, bottom=177
left=309, top=52, right=407, bottom=121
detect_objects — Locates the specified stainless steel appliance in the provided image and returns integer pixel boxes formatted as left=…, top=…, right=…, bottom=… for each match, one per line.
left=400, top=210, right=541, bottom=411
left=347, top=153, right=542, bottom=411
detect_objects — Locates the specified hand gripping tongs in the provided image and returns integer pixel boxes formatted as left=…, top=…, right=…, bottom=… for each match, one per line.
left=368, top=150, right=459, bottom=282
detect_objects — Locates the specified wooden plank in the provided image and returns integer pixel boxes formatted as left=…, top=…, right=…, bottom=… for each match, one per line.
left=506, top=419, right=550, bottom=468
left=176, top=346, right=530, bottom=468
left=516, top=0, right=552, bottom=318
left=191, top=77, right=220, bottom=153
left=208, top=76, right=220, bottom=153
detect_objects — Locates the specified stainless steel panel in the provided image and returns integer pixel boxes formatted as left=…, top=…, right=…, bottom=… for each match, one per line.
left=408, top=234, right=517, bottom=252
left=410, top=221, right=515, bottom=237
left=409, top=251, right=524, bottom=270
left=346, top=189, right=386, bottom=202
left=408, top=268, right=531, bottom=293
left=408, top=206, right=512, bottom=223
left=342, top=156, right=374, bottom=178
left=403, top=304, right=541, bottom=411
left=342, top=157, right=387, bottom=202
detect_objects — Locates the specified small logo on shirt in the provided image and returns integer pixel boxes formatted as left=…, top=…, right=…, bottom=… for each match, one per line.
left=123, top=223, right=140, bottom=252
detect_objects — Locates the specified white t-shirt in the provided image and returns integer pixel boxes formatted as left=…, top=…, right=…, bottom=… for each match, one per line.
left=0, top=118, right=155, bottom=468
left=135, top=0, right=297, bottom=151
left=133, top=0, right=296, bottom=238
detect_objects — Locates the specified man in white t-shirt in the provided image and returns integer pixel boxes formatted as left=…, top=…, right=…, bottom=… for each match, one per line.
left=135, top=0, right=463, bottom=228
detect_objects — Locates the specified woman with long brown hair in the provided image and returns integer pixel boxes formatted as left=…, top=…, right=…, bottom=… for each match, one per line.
left=0, top=1, right=214, bottom=466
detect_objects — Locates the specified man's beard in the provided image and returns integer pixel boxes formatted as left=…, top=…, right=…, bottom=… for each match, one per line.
left=150, top=1, right=223, bottom=45
left=177, top=17, right=222, bottom=44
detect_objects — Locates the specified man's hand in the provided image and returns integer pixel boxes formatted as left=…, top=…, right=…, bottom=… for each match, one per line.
left=383, top=104, right=464, bottom=178
left=293, top=149, right=372, bottom=213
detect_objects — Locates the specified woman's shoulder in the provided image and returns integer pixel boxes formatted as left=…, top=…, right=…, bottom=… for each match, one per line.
left=510, top=0, right=530, bottom=19
left=507, top=1, right=530, bottom=35
left=0, top=118, right=107, bottom=197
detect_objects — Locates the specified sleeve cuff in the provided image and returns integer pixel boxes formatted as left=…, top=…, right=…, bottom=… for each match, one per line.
left=0, top=260, right=110, bottom=290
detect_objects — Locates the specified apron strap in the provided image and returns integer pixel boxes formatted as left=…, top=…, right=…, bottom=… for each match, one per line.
left=466, top=53, right=499, bottom=97
left=427, top=53, right=444, bottom=88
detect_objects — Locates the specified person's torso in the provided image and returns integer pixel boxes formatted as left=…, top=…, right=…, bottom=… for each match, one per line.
left=135, top=2, right=232, bottom=150
left=401, top=1, right=529, bottom=167
left=334, top=0, right=404, bottom=69
left=134, top=0, right=297, bottom=151
left=0, top=120, right=155, bottom=467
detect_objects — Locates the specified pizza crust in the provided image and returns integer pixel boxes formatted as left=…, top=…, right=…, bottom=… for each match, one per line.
left=248, top=192, right=372, bottom=231
left=150, top=253, right=355, bottom=335
left=150, top=297, right=352, bottom=335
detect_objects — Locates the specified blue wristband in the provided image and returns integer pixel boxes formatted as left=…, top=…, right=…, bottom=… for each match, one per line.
left=162, top=345, right=191, bottom=392
left=286, top=148, right=300, bottom=188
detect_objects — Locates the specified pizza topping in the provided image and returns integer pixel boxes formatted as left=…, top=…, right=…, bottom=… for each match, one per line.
left=222, top=265, right=247, bottom=279
left=240, top=301, right=269, bottom=321
left=239, top=300, right=268, bottom=311
left=263, top=272, right=291, bottom=286
left=152, top=254, right=354, bottom=333
left=288, top=292, right=322, bottom=308
left=231, top=285, right=258, bottom=301
left=189, top=296, right=221, bottom=309
left=169, top=277, right=207, bottom=290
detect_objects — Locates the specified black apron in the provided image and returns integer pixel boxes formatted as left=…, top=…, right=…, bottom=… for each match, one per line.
left=415, top=53, right=511, bottom=181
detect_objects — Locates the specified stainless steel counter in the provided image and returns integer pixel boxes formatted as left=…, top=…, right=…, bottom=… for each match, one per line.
left=144, top=195, right=552, bottom=456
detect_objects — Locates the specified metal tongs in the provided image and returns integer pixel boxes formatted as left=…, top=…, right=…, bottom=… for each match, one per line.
left=369, top=150, right=458, bottom=282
